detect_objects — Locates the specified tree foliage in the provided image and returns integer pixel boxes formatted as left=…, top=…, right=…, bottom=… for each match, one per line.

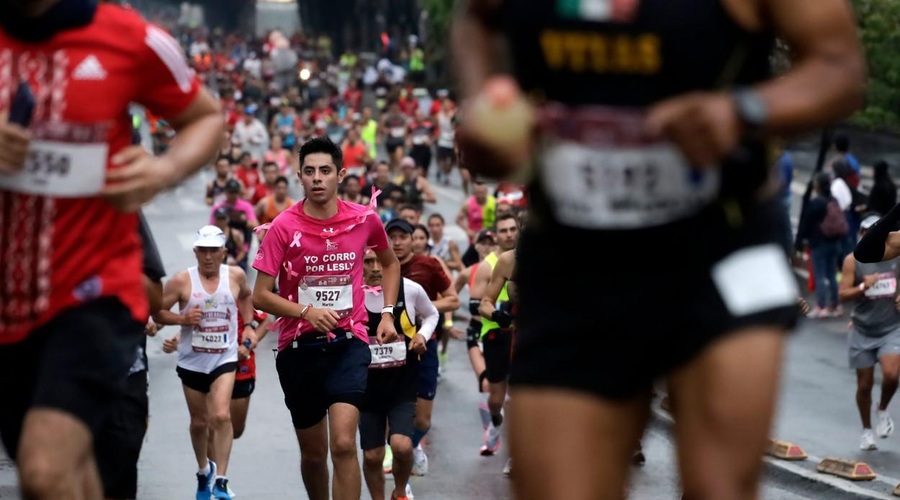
left=850, top=0, right=900, bottom=131
left=421, top=0, right=456, bottom=86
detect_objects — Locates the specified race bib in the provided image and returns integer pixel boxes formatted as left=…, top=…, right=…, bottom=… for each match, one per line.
left=391, top=127, right=406, bottom=138
left=369, top=339, right=407, bottom=369
left=191, top=325, right=230, bottom=353
left=412, top=135, right=426, bottom=145
left=298, top=275, right=354, bottom=318
left=866, top=274, right=897, bottom=298
left=0, top=122, right=109, bottom=197
left=539, top=106, right=720, bottom=229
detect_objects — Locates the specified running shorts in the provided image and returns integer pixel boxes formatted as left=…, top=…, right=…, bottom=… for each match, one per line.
left=849, top=327, right=900, bottom=369
left=0, top=297, right=144, bottom=461
left=176, top=362, right=237, bottom=394
left=510, top=198, right=798, bottom=400
left=359, top=400, right=417, bottom=451
left=437, top=146, right=456, bottom=164
left=232, top=378, right=256, bottom=399
left=276, top=337, right=370, bottom=429
left=96, top=369, right=148, bottom=499
left=416, top=338, right=440, bottom=401
left=483, top=329, right=513, bottom=383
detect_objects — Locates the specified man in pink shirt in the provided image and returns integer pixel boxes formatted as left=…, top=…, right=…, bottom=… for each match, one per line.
left=252, top=136, right=400, bottom=500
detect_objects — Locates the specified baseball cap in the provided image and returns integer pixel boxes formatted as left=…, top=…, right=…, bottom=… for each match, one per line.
left=225, top=179, right=241, bottom=192
left=213, top=207, right=230, bottom=220
left=436, top=89, right=449, bottom=98
left=385, top=218, right=415, bottom=235
left=861, top=215, right=880, bottom=231
left=475, top=229, right=496, bottom=243
left=194, top=225, right=226, bottom=248
left=400, top=156, right=416, bottom=168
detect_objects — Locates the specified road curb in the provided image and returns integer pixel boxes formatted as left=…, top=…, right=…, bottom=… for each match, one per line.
left=648, top=404, right=894, bottom=499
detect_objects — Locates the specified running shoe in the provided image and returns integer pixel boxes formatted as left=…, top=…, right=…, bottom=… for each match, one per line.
left=807, top=307, right=830, bottom=319
left=878, top=411, right=895, bottom=438
left=860, top=429, right=878, bottom=450
left=439, top=351, right=449, bottom=374
left=406, top=483, right=415, bottom=500
left=412, top=444, right=429, bottom=476
left=478, top=402, right=491, bottom=430
left=503, top=458, right=512, bottom=477
left=632, top=449, right=646, bottom=466
left=212, top=477, right=232, bottom=500
left=196, top=460, right=216, bottom=500
left=480, top=423, right=501, bottom=456
left=829, top=305, right=845, bottom=317
left=383, top=445, right=394, bottom=474
left=227, top=483, right=237, bottom=498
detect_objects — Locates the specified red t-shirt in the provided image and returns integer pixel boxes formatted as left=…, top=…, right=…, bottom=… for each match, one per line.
left=251, top=182, right=271, bottom=206
left=236, top=309, right=268, bottom=381
left=400, top=255, right=451, bottom=301
left=0, top=4, right=200, bottom=344
left=342, top=141, right=368, bottom=169
left=235, top=166, right=260, bottom=200
left=343, top=89, right=362, bottom=111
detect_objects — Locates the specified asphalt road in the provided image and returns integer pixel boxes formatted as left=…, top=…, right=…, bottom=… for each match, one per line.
left=1, top=157, right=898, bottom=499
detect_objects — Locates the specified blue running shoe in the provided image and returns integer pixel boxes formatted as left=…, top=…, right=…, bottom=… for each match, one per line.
left=212, top=477, right=232, bottom=500
left=196, top=460, right=216, bottom=500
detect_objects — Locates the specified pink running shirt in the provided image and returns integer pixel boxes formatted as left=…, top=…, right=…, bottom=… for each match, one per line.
left=253, top=199, right=389, bottom=350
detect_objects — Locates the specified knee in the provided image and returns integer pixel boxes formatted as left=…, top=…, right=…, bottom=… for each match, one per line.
left=330, top=433, right=357, bottom=460
left=883, top=368, right=900, bottom=384
left=390, top=436, right=412, bottom=457
left=18, top=451, right=66, bottom=497
left=301, top=448, right=328, bottom=469
left=363, top=448, right=385, bottom=468
left=190, top=414, right=209, bottom=434
left=858, top=377, right=875, bottom=394
left=414, top=413, right=431, bottom=429
left=209, top=409, right=231, bottom=429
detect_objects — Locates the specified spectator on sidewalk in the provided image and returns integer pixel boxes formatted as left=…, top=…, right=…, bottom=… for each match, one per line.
left=798, top=173, right=848, bottom=319
left=869, top=161, right=897, bottom=216
left=833, top=134, right=862, bottom=189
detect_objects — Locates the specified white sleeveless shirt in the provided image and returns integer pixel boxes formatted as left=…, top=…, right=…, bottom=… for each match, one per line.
left=177, top=265, right=239, bottom=373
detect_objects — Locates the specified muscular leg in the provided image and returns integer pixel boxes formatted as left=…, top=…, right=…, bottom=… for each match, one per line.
left=329, top=402, right=362, bottom=500
left=508, top=388, right=650, bottom=500
left=668, top=327, right=784, bottom=500
left=488, top=381, right=508, bottom=422
left=856, top=367, right=875, bottom=428
left=468, top=347, right=488, bottom=392
left=390, top=434, right=413, bottom=499
left=295, top=418, right=329, bottom=500
left=414, top=399, right=433, bottom=445
left=878, top=355, right=900, bottom=412
left=362, top=447, right=386, bottom=500
left=231, top=397, right=251, bottom=440
left=17, top=409, right=97, bottom=500
left=183, top=385, right=211, bottom=470
left=207, top=372, right=235, bottom=475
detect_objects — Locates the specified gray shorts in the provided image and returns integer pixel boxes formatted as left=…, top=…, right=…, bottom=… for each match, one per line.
left=849, top=327, right=900, bottom=369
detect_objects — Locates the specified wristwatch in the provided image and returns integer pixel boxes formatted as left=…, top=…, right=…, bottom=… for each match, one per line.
left=382, top=305, right=395, bottom=316
left=250, top=320, right=260, bottom=329
left=732, top=87, right=768, bottom=140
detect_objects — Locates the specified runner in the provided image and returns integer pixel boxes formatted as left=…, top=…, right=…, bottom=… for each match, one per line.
left=233, top=152, right=260, bottom=200
left=0, top=2, right=224, bottom=497
left=212, top=207, right=248, bottom=268
left=360, top=249, right=439, bottom=500
left=251, top=136, right=401, bottom=500
left=474, top=213, right=519, bottom=457
left=457, top=180, right=496, bottom=267
left=210, top=179, right=258, bottom=265
left=206, top=156, right=234, bottom=206
left=455, top=230, right=498, bottom=393
left=856, top=203, right=900, bottom=263
left=839, top=215, right=900, bottom=450
left=397, top=156, right=436, bottom=212
left=96, top=213, right=166, bottom=500
left=250, top=161, right=280, bottom=205
left=154, top=225, right=255, bottom=500
left=408, top=108, right=435, bottom=178
left=341, top=128, right=371, bottom=180
left=435, top=96, right=457, bottom=186
left=382, top=101, right=409, bottom=171
left=340, top=174, right=371, bottom=206
left=428, top=213, right=464, bottom=272
left=386, top=218, right=460, bottom=476
left=453, top=0, right=864, bottom=497
left=479, top=244, right=518, bottom=476
left=255, top=175, right=295, bottom=225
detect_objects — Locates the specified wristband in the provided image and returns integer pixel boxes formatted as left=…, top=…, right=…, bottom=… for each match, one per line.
left=242, top=338, right=252, bottom=349
left=859, top=283, right=867, bottom=292
left=443, top=319, right=454, bottom=328
left=300, top=304, right=312, bottom=320
left=382, top=305, right=395, bottom=316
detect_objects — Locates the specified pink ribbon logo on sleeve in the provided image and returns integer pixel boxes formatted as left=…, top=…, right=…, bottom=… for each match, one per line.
left=290, top=231, right=302, bottom=248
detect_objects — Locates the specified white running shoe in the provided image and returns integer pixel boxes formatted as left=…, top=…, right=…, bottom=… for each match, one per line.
left=226, top=483, right=237, bottom=498
left=480, top=423, right=502, bottom=456
left=877, top=410, right=894, bottom=438
left=412, top=444, right=429, bottom=476
left=860, top=429, right=878, bottom=450
left=383, top=444, right=394, bottom=474
left=503, top=458, right=512, bottom=477
left=406, top=483, right=415, bottom=500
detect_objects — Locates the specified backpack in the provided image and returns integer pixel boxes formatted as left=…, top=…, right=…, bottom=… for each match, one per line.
left=819, top=199, right=849, bottom=238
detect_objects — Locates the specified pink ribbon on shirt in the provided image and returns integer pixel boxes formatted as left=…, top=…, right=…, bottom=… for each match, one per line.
left=253, top=223, right=272, bottom=235
left=290, top=231, right=302, bottom=248
left=283, top=261, right=299, bottom=279
left=362, top=285, right=382, bottom=296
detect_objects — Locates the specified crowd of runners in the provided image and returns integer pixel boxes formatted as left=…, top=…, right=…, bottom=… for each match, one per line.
left=0, top=0, right=883, bottom=499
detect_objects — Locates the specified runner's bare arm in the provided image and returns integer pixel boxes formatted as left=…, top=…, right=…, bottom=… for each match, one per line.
left=447, top=240, right=464, bottom=272
left=838, top=254, right=862, bottom=302
left=254, top=198, right=266, bottom=223
left=232, top=230, right=247, bottom=264
left=452, top=0, right=503, bottom=99
left=255, top=314, right=273, bottom=343
left=252, top=271, right=305, bottom=319
left=205, top=182, right=215, bottom=206
left=420, top=178, right=437, bottom=204
left=234, top=267, right=257, bottom=346
left=884, top=232, right=900, bottom=261
left=456, top=204, right=473, bottom=239
left=480, top=251, right=514, bottom=318
left=375, top=247, right=401, bottom=343
left=470, top=259, right=492, bottom=300
left=455, top=267, right=472, bottom=294
left=153, top=271, right=190, bottom=326
left=856, top=203, right=900, bottom=262
left=433, top=283, right=461, bottom=314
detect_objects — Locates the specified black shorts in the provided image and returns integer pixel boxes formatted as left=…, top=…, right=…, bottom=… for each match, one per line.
left=510, top=198, right=799, bottom=400
left=0, top=297, right=144, bottom=462
left=416, top=338, right=440, bottom=401
left=437, top=146, right=456, bottom=164
left=176, top=362, right=237, bottom=394
left=466, top=319, right=482, bottom=349
left=232, top=378, right=256, bottom=399
left=483, top=329, right=513, bottom=384
left=359, top=400, right=417, bottom=451
left=96, top=369, right=149, bottom=499
left=386, top=140, right=405, bottom=155
left=276, top=337, right=371, bottom=429
left=410, top=145, right=433, bottom=172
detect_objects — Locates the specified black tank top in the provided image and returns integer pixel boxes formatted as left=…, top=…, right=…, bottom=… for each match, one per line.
left=400, top=177, right=424, bottom=210
left=498, top=0, right=775, bottom=227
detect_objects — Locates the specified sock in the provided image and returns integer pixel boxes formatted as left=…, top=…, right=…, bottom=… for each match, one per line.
left=199, top=463, right=211, bottom=476
left=491, top=412, right=503, bottom=428
left=412, top=427, right=429, bottom=448
left=215, top=475, right=227, bottom=481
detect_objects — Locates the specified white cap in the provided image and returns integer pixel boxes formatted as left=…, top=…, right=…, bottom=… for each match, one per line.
left=194, top=225, right=226, bottom=248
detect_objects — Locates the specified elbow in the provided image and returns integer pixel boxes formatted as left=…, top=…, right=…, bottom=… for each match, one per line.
left=252, top=294, right=265, bottom=310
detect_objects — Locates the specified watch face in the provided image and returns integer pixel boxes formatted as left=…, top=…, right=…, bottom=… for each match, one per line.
left=738, top=91, right=767, bottom=127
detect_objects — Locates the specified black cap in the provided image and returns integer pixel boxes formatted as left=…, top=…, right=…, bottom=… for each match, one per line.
left=475, top=229, right=496, bottom=243
left=225, top=179, right=241, bottom=192
left=385, top=218, right=415, bottom=235
left=213, top=207, right=230, bottom=219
